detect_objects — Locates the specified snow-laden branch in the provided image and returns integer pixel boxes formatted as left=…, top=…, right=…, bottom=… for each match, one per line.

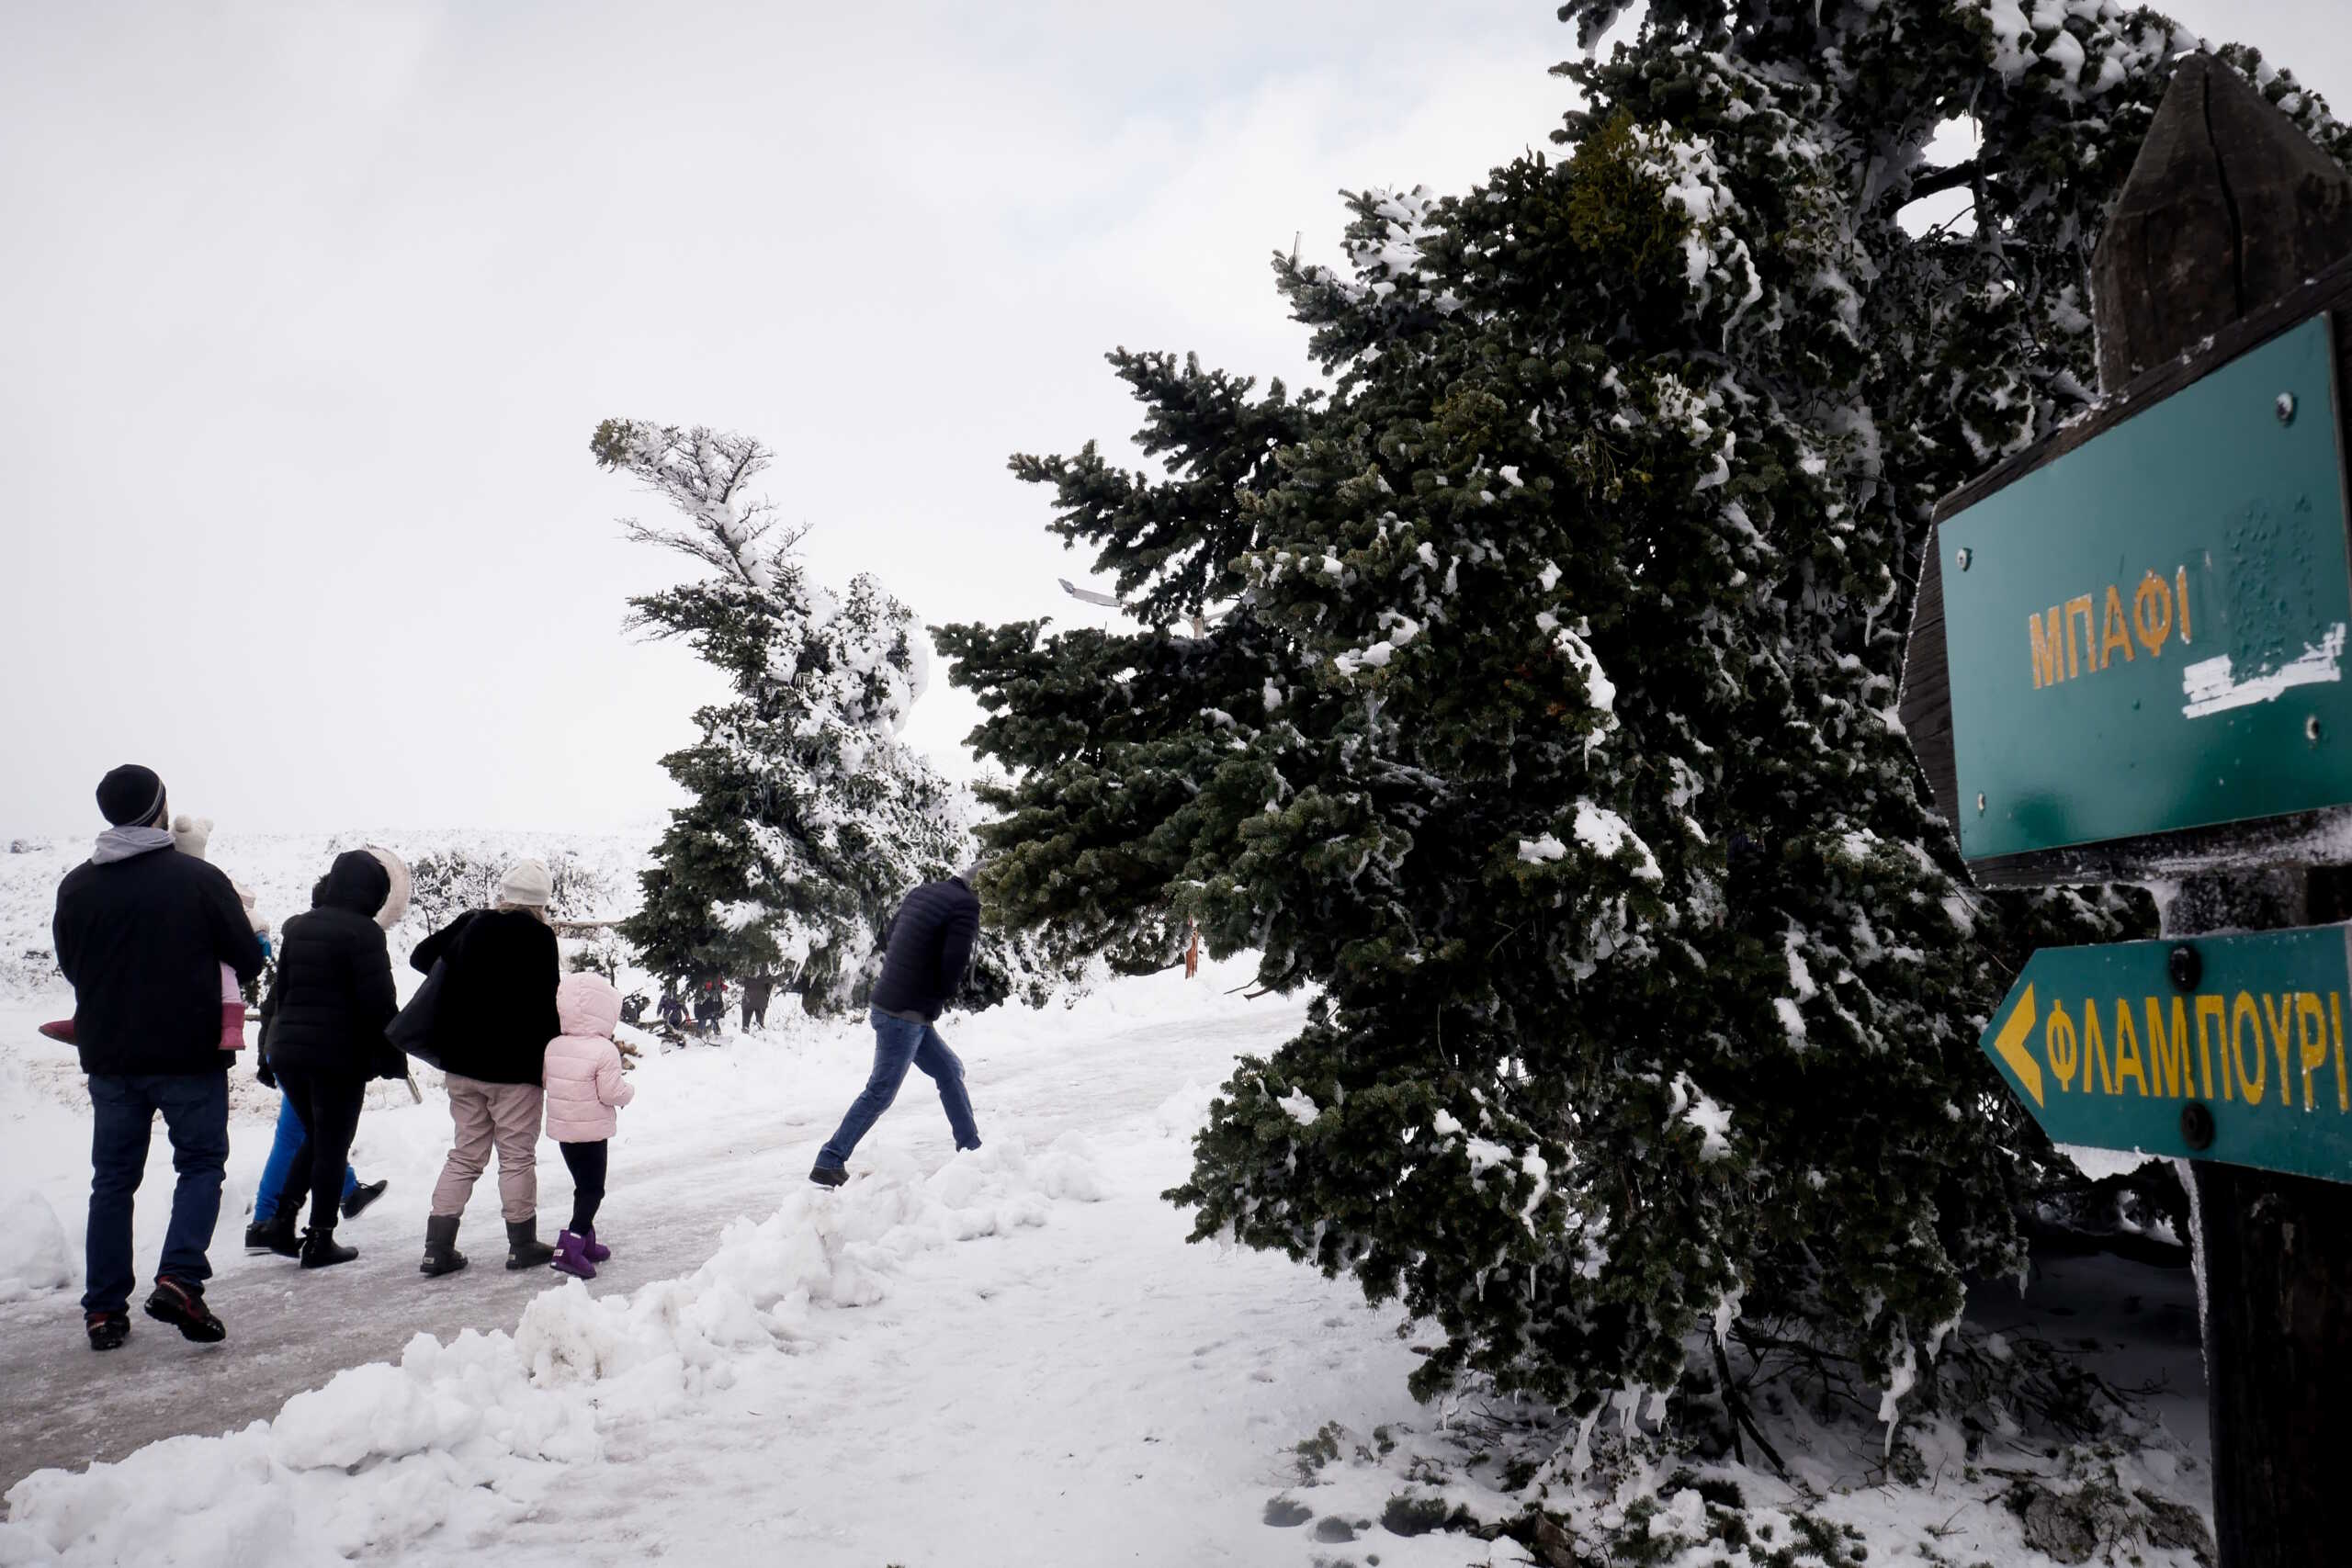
left=591, top=417, right=805, bottom=590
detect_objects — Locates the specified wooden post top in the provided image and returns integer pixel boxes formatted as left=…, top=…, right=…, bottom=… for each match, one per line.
left=2092, top=52, right=2352, bottom=388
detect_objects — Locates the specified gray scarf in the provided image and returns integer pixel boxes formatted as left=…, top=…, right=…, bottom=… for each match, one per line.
left=92, top=826, right=175, bottom=864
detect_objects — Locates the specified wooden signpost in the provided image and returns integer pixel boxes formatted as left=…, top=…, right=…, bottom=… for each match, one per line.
left=1898, top=55, right=2352, bottom=1568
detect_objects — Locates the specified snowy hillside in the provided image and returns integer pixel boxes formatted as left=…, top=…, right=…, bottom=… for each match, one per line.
left=0, top=829, right=652, bottom=1000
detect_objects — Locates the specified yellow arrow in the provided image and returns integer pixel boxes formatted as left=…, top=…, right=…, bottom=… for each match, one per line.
left=1993, top=983, right=2043, bottom=1107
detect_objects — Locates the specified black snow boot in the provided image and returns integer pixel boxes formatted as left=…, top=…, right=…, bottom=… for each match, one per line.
left=341, top=1179, right=390, bottom=1221
left=504, top=1219, right=556, bottom=1271
left=85, top=1310, right=130, bottom=1351
left=300, top=1227, right=357, bottom=1269
left=143, top=1278, right=225, bottom=1344
left=420, top=1214, right=468, bottom=1277
left=246, top=1206, right=301, bottom=1258
left=808, top=1163, right=849, bottom=1189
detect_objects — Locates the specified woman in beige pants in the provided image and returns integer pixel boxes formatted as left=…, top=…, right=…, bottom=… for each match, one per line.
left=408, top=860, right=563, bottom=1275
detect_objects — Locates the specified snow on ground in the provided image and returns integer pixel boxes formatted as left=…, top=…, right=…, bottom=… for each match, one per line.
left=0, top=952, right=1487, bottom=1566
left=0, top=834, right=2218, bottom=1567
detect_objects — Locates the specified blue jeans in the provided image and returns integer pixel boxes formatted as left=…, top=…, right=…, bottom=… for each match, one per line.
left=254, top=1094, right=358, bottom=1224
left=817, top=1010, right=981, bottom=1168
left=84, top=1072, right=229, bottom=1314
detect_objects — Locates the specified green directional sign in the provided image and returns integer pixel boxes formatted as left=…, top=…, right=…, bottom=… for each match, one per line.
left=1942, top=313, right=2352, bottom=861
left=1981, top=928, right=2352, bottom=1182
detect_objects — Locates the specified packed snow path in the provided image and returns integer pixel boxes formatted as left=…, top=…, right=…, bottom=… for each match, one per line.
left=0, top=975, right=1513, bottom=1565
left=0, top=991, right=1350, bottom=1487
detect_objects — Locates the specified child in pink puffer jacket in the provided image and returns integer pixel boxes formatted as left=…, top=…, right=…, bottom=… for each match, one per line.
left=543, top=973, right=635, bottom=1278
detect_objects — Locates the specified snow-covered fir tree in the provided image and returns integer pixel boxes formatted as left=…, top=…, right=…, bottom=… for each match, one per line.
left=941, top=6, right=2347, bottom=1414
left=595, top=418, right=967, bottom=1014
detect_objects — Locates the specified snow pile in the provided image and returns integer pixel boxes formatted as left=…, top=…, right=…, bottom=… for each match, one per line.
left=0, top=1137, right=1104, bottom=1567
left=0, top=1190, right=73, bottom=1303
left=1148, top=1080, right=1218, bottom=1139
left=515, top=1135, right=1102, bottom=1395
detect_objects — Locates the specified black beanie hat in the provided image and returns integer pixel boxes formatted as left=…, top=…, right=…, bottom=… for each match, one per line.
left=96, top=764, right=167, bottom=828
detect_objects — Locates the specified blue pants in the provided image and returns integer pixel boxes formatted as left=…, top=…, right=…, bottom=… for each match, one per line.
left=817, top=1010, right=981, bottom=1169
left=84, top=1072, right=229, bottom=1314
left=254, top=1094, right=358, bottom=1224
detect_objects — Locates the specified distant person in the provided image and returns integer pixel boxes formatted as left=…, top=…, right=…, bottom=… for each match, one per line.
left=411, top=859, right=563, bottom=1275
left=739, top=973, right=774, bottom=1032
left=51, top=765, right=266, bottom=1350
left=167, top=815, right=269, bottom=1052
left=809, top=864, right=985, bottom=1187
left=260, top=852, right=405, bottom=1268
left=693, top=977, right=726, bottom=1037
left=247, top=844, right=407, bottom=1256
left=656, top=987, right=687, bottom=1034
left=542, top=973, right=637, bottom=1279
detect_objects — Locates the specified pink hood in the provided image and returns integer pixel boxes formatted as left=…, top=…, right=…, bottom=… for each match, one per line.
left=544, top=974, right=634, bottom=1143
left=558, top=974, right=622, bottom=1037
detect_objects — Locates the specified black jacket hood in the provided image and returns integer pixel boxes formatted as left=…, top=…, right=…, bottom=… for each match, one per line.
left=313, top=850, right=392, bottom=919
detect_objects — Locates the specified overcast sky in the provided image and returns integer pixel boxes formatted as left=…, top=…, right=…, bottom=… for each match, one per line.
left=2, top=1, right=2341, bottom=839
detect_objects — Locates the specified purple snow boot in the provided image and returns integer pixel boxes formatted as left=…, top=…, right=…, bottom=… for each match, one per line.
left=550, top=1230, right=596, bottom=1280
left=581, top=1226, right=610, bottom=1264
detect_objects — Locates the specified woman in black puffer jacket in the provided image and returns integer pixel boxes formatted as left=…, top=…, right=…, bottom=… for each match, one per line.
left=265, top=851, right=401, bottom=1269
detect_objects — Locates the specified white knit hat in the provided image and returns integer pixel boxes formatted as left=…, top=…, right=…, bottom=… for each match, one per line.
left=498, top=858, right=553, bottom=908
left=170, top=815, right=213, bottom=862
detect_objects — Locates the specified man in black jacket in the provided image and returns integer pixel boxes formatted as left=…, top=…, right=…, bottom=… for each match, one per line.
left=810, top=865, right=985, bottom=1186
left=51, top=764, right=266, bottom=1350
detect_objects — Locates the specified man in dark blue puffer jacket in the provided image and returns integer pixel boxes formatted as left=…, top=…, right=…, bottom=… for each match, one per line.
left=809, top=864, right=984, bottom=1186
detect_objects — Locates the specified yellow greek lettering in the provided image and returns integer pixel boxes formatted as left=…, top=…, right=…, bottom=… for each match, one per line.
left=2336, top=993, right=2347, bottom=1112
left=2109, top=998, right=2148, bottom=1095
left=2100, top=586, right=2134, bottom=669
left=2233, top=991, right=2266, bottom=1106
left=2065, top=595, right=2095, bottom=679
left=2046, top=1001, right=2079, bottom=1092
left=2148, top=996, right=2193, bottom=1099
left=2264, top=994, right=2297, bottom=1111
left=2177, top=566, right=2192, bottom=644
left=2134, top=573, right=2174, bottom=658
left=2299, top=992, right=2327, bottom=1110
left=2084, top=1000, right=2112, bottom=1095
left=2196, top=994, right=2227, bottom=1099
left=2030, top=608, right=2064, bottom=689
